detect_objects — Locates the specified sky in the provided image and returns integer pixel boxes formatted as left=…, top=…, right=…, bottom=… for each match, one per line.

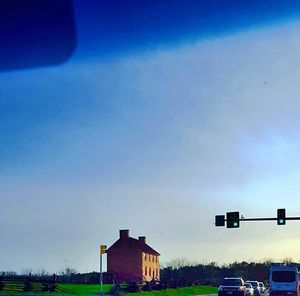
left=1, top=1, right=300, bottom=273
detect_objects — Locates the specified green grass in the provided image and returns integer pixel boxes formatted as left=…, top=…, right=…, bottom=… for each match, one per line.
left=57, top=283, right=112, bottom=295
left=126, top=285, right=218, bottom=296
left=0, top=283, right=217, bottom=295
left=0, top=283, right=112, bottom=295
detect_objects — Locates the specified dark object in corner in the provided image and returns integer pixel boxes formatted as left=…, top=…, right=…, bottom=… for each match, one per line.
left=0, top=0, right=76, bottom=71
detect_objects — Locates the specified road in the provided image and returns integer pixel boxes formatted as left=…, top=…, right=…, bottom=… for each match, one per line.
left=196, top=290, right=269, bottom=296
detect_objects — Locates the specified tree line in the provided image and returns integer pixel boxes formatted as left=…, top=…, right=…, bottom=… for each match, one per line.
left=1, top=258, right=298, bottom=285
left=160, top=257, right=298, bottom=286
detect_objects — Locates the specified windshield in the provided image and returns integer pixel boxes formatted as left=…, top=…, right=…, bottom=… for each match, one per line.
left=2, top=0, right=300, bottom=292
left=245, top=284, right=252, bottom=288
left=222, top=279, right=242, bottom=286
left=272, top=271, right=296, bottom=283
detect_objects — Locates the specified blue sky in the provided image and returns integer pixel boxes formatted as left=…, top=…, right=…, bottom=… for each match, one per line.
left=1, top=1, right=300, bottom=273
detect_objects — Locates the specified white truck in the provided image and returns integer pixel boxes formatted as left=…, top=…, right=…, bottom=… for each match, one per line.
left=269, top=263, right=299, bottom=296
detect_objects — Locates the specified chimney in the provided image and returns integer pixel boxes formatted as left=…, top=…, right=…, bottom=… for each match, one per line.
left=119, top=229, right=129, bottom=239
left=138, top=236, right=146, bottom=244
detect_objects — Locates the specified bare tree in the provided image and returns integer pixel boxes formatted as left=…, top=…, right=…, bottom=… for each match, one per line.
left=164, top=258, right=193, bottom=269
left=36, top=268, right=49, bottom=277
left=260, top=258, right=274, bottom=267
left=281, top=257, right=294, bottom=264
left=59, top=267, right=78, bottom=277
left=21, top=268, right=33, bottom=276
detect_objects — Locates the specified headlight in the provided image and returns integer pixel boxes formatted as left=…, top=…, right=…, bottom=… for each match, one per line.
left=219, top=286, right=224, bottom=291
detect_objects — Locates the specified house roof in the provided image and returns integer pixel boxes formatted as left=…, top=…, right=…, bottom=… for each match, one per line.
left=107, top=237, right=160, bottom=256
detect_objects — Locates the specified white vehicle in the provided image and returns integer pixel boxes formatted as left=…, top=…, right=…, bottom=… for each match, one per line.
left=244, top=283, right=254, bottom=296
left=245, top=281, right=260, bottom=296
left=258, top=282, right=266, bottom=294
left=269, top=263, right=299, bottom=296
left=218, top=278, right=246, bottom=296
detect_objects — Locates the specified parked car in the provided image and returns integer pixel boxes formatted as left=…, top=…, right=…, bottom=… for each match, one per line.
left=244, top=283, right=254, bottom=296
left=218, top=277, right=246, bottom=296
left=258, top=282, right=266, bottom=294
left=245, top=281, right=260, bottom=296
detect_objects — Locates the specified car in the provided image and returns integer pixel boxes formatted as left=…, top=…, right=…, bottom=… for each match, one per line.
left=244, top=283, right=254, bottom=296
left=245, top=281, right=260, bottom=296
left=258, top=282, right=266, bottom=294
left=218, top=278, right=246, bottom=296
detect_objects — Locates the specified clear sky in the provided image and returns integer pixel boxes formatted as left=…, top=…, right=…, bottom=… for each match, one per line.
left=1, top=1, right=300, bottom=273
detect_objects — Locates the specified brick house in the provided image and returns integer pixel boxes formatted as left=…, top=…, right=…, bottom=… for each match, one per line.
left=107, top=229, right=160, bottom=283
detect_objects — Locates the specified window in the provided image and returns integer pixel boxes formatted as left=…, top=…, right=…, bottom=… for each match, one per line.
left=272, top=271, right=296, bottom=283
left=246, top=281, right=258, bottom=288
left=149, top=267, right=151, bottom=276
left=145, top=266, right=147, bottom=276
left=222, top=279, right=243, bottom=286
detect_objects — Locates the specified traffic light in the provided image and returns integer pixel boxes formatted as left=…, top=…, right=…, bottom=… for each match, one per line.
left=100, top=245, right=107, bottom=254
left=277, top=209, right=286, bottom=225
left=215, top=215, right=225, bottom=227
left=226, top=211, right=240, bottom=228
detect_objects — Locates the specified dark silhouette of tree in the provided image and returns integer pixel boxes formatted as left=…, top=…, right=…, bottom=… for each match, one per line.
left=160, top=258, right=299, bottom=285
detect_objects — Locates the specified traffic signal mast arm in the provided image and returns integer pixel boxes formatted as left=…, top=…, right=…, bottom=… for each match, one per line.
left=285, top=216, right=300, bottom=220
left=239, top=217, right=277, bottom=221
left=226, top=216, right=300, bottom=221
left=215, top=209, right=300, bottom=228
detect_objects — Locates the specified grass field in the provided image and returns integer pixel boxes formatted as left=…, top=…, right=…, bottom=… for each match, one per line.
left=56, top=283, right=112, bottom=295
left=0, top=283, right=217, bottom=295
left=0, top=283, right=112, bottom=295
left=126, top=285, right=218, bottom=296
